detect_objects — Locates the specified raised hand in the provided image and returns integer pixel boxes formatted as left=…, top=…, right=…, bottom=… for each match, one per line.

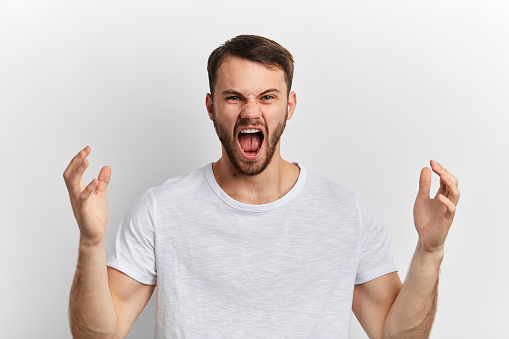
left=63, top=146, right=111, bottom=245
left=413, top=160, right=460, bottom=253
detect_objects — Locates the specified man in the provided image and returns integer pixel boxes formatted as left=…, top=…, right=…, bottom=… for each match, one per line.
left=64, top=35, right=459, bottom=338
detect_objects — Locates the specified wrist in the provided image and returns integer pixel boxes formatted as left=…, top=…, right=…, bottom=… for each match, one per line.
left=79, top=235, right=105, bottom=250
left=75, top=236, right=107, bottom=272
left=415, top=241, right=445, bottom=264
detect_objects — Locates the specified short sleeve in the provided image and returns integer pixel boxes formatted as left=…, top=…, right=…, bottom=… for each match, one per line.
left=355, top=194, right=397, bottom=285
left=107, top=189, right=157, bottom=285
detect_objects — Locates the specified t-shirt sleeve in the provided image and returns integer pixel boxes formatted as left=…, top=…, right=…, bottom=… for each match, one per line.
left=355, top=194, right=398, bottom=285
left=107, top=189, right=157, bottom=285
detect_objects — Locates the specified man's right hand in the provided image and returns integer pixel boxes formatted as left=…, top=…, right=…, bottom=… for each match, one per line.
left=63, top=146, right=111, bottom=245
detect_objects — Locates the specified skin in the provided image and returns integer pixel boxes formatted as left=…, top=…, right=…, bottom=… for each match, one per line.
left=65, top=147, right=154, bottom=338
left=208, top=58, right=291, bottom=178
left=65, top=57, right=459, bottom=338
left=354, top=161, right=460, bottom=338
left=205, top=57, right=299, bottom=204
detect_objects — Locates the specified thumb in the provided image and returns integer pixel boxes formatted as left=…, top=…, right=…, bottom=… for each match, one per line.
left=95, top=166, right=111, bottom=195
left=417, top=167, right=431, bottom=199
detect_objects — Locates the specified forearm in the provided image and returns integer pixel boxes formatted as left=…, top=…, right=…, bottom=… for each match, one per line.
left=69, top=238, right=118, bottom=339
left=383, top=242, right=443, bottom=339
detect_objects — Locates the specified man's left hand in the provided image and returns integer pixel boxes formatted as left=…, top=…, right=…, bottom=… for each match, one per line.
left=413, top=160, right=460, bottom=253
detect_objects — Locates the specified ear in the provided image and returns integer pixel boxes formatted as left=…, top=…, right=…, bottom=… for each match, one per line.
left=286, top=91, right=297, bottom=121
left=206, top=93, right=214, bottom=121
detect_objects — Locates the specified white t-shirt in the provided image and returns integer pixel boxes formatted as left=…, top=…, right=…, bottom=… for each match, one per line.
left=107, top=164, right=397, bottom=339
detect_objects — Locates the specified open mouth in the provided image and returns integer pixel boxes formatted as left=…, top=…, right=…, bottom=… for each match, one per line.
left=237, top=128, right=264, bottom=157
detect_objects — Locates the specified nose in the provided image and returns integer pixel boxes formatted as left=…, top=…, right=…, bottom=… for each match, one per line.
left=240, top=100, right=262, bottom=120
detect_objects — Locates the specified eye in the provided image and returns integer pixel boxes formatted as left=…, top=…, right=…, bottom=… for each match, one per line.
left=227, top=96, right=239, bottom=101
left=262, top=95, right=274, bottom=100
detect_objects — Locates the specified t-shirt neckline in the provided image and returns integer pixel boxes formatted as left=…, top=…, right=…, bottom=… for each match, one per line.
left=205, top=163, right=307, bottom=212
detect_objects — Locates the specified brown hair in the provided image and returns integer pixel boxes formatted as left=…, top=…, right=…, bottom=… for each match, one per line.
left=207, top=35, right=295, bottom=98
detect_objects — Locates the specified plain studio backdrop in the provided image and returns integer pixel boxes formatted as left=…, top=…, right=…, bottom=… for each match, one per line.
left=1, top=1, right=507, bottom=338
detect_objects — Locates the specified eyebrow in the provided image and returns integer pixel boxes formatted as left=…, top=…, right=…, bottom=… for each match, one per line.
left=221, top=88, right=281, bottom=97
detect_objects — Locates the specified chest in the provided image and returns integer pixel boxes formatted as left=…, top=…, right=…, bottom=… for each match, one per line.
left=155, top=205, right=361, bottom=292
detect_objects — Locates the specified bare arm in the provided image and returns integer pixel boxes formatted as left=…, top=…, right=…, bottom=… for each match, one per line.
left=353, top=160, right=459, bottom=339
left=69, top=239, right=117, bottom=338
left=353, top=248, right=442, bottom=339
left=353, top=273, right=402, bottom=338
left=382, top=244, right=443, bottom=338
left=65, top=146, right=154, bottom=338
left=384, top=161, right=459, bottom=338
left=108, top=267, right=155, bottom=338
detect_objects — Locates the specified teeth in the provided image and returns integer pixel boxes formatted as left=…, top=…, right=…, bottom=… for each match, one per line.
left=240, top=129, right=261, bottom=134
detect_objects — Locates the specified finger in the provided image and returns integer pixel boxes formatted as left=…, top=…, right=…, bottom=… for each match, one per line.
left=438, top=193, right=456, bottom=216
left=440, top=172, right=461, bottom=205
left=436, top=174, right=447, bottom=198
left=69, top=158, right=89, bottom=191
left=431, top=160, right=459, bottom=199
left=95, top=166, right=111, bottom=195
left=417, top=167, right=432, bottom=198
left=431, top=160, right=459, bottom=186
left=80, top=178, right=98, bottom=201
left=63, top=146, right=91, bottom=185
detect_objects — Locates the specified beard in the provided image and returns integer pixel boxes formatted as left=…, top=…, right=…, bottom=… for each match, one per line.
left=213, top=110, right=288, bottom=176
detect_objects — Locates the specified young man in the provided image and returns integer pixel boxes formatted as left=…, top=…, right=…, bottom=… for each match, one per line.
left=64, top=35, right=459, bottom=338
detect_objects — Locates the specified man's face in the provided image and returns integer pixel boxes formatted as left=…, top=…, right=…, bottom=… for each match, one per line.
left=206, top=57, right=296, bottom=176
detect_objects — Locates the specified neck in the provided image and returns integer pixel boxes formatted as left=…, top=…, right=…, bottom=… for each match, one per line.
left=212, top=152, right=300, bottom=205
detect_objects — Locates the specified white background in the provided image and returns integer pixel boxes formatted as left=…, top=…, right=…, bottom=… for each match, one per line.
left=1, top=0, right=508, bottom=338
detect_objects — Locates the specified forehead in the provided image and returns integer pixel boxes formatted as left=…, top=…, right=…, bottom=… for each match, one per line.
left=215, top=57, right=286, bottom=94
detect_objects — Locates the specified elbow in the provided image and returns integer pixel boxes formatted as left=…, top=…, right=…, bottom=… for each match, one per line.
left=382, top=321, right=433, bottom=339
left=69, top=318, right=117, bottom=339
left=70, top=327, right=115, bottom=339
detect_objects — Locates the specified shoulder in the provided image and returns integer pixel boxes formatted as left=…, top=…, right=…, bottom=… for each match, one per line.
left=292, top=167, right=364, bottom=217
left=302, top=168, right=358, bottom=201
left=299, top=168, right=383, bottom=226
left=148, top=165, right=209, bottom=199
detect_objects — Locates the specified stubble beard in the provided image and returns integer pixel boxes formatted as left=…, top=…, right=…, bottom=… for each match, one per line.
left=213, top=110, right=288, bottom=176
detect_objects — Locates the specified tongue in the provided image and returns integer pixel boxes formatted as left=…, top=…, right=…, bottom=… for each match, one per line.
left=238, top=133, right=262, bottom=152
